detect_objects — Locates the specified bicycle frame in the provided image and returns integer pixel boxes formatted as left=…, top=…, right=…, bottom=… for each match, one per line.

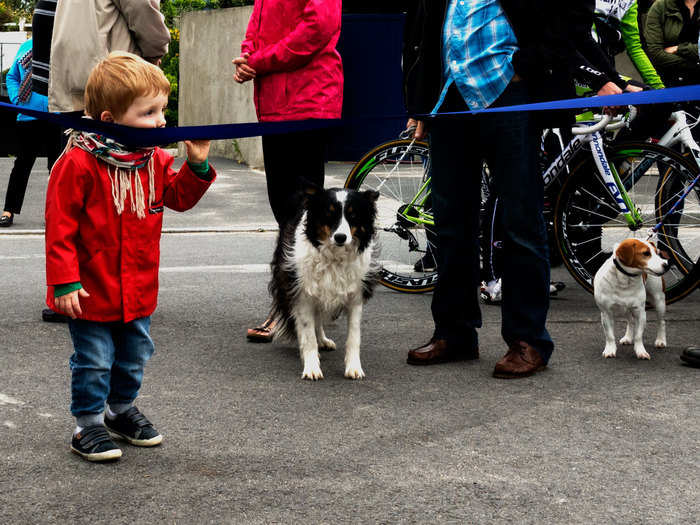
left=659, top=110, right=700, bottom=166
left=393, top=118, right=646, bottom=231
left=393, top=107, right=700, bottom=242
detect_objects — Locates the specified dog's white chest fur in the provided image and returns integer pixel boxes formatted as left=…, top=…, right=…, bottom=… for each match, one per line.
left=290, top=218, right=373, bottom=314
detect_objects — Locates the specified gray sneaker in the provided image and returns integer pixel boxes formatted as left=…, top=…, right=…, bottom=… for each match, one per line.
left=105, top=406, right=162, bottom=446
left=71, top=425, right=122, bottom=462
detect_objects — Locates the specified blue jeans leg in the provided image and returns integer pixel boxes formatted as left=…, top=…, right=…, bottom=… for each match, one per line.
left=428, top=81, right=553, bottom=362
left=107, top=317, right=155, bottom=407
left=69, top=320, right=115, bottom=418
left=483, top=83, right=553, bottom=361
left=69, top=317, right=155, bottom=418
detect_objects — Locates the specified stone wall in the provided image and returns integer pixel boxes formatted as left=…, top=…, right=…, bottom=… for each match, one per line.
left=179, top=7, right=264, bottom=167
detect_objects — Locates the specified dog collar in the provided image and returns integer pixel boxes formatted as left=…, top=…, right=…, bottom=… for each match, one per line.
left=613, top=258, right=640, bottom=277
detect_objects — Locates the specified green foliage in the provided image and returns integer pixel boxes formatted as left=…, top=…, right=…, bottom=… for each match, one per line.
left=162, top=27, right=180, bottom=126
left=0, top=2, right=18, bottom=27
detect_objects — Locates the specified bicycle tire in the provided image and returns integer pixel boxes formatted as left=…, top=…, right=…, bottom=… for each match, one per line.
left=654, top=157, right=700, bottom=301
left=554, top=141, right=700, bottom=304
left=344, top=138, right=437, bottom=293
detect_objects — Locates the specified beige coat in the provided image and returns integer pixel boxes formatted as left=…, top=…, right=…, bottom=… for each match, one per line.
left=49, top=0, right=170, bottom=112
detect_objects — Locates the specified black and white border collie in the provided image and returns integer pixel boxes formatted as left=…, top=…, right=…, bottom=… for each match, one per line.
left=269, top=186, right=380, bottom=380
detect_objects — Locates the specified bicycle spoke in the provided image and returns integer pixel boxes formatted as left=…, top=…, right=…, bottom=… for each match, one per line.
left=568, top=204, right=627, bottom=225
left=576, top=185, right=626, bottom=217
left=345, top=139, right=437, bottom=293
left=556, top=141, right=700, bottom=303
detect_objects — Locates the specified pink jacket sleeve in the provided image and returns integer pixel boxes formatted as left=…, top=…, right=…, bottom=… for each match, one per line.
left=246, top=0, right=341, bottom=75
left=241, top=0, right=262, bottom=56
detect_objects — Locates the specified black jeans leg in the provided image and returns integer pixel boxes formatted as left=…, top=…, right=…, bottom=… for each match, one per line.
left=261, top=128, right=326, bottom=228
left=428, top=119, right=483, bottom=351
left=3, top=121, right=40, bottom=215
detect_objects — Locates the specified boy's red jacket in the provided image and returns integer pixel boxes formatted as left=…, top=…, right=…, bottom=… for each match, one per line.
left=45, top=147, right=216, bottom=322
left=241, top=0, right=343, bottom=122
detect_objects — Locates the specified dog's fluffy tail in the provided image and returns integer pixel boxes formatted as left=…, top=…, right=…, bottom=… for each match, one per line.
left=268, top=223, right=299, bottom=342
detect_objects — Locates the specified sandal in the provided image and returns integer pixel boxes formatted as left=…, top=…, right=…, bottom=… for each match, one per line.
left=246, top=316, right=277, bottom=343
left=0, top=213, right=13, bottom=227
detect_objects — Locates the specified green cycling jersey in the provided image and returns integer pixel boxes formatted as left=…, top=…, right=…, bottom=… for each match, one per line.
left=594, top=0, right=665, bottom=89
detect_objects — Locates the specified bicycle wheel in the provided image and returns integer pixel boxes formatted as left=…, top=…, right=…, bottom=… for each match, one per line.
left=344, top=139, right=437, bottom=293
left=655, top=159, right=700, bottom=301
left=554, top=141, right=700, bottom=304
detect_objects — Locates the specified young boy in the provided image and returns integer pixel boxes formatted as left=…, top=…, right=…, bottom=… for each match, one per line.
left=45, top=52, right=215, bottom=462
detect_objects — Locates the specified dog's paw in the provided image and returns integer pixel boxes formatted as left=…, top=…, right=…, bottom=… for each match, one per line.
left=619, top=334, right=633, bottom=345
left=635, top=347, right=651, bottom=360
left=318, top=337, right=336, bottom=352
left=602, top=345, right=617, bottom=358
left=655, top=338, right=667, bottom=349
left=301, top=365, right=324, bottom=380
left=344, top=364, right=365, bottom=380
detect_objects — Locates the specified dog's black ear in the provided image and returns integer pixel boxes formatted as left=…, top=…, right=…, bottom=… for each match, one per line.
left=363, top=190, right=380, bottom=203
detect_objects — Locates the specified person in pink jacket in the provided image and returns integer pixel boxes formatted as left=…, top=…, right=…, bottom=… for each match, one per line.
left=234, top=0, right=343, bottom=342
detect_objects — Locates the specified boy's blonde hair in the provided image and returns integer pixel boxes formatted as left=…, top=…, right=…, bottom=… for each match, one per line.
left=84, top=51, right=170, bottom=120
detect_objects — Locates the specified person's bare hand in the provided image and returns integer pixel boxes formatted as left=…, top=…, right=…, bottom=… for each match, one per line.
left=406, top=118, right=426, bottom=140
left=184, top=140, right=211, bottom=164
left=233, top=53, right=256, bottom=83
left=664, top=45, right=679, bottom=54
left=55, top=288, right=90, bottom=319
left=625, top=84, right=643, bottom=93
left=597, top=81, right=624, bottom=115
left=597, top=81, right=623, bottom=97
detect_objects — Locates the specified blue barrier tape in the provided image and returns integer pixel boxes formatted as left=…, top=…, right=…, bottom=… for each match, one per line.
left=1, top=84, right=699, bottom=146
left=426, top=83, right=700, bottom=117
left=0, top=101, right=344, bottom=146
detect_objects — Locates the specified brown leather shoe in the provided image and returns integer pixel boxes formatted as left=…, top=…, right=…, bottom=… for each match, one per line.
left=407, top=339, right=479, bottom=366
left=493, top=340, right=546, bottom=378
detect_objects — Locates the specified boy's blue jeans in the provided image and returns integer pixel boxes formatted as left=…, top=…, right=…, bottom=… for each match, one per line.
left=68, top=316, right=154, bottom=419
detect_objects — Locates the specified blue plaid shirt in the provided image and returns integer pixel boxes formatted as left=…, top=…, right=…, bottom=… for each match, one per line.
left=432, top=0, right=518, bottom=113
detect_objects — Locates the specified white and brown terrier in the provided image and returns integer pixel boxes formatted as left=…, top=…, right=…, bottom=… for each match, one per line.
left=593, top=238, right=669, bottom=360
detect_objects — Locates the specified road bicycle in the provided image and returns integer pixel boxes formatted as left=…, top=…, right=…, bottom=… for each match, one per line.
left=345, top=112, right=700, bottom=304
left=555, top=108, right=700, bottom=303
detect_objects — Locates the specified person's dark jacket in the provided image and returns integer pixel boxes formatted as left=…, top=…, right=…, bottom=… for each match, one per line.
left=403, top=1, right=615, bottom=119
left=644, top=0, right=700, bottom=86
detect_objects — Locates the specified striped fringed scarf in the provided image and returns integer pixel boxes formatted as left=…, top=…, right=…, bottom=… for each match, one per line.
left=18, top=50, right=33, bottom=103
left=67, top=130, right=156, bottom=219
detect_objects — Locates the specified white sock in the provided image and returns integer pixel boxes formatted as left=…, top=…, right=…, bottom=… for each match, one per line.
left=105, top=407, right=118, bottom=419
left=74, top=425, right=83, bottom=436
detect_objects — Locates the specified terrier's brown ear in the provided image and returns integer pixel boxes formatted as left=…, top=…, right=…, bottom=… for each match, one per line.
left=615, top=240, right=636, bottom=267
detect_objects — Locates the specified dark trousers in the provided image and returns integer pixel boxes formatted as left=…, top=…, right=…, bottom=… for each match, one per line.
left=261, top=128, right=326, bottom=227
left=3, top=120, right=62, bottom=215
left=429, top=81, right=554, bottom=362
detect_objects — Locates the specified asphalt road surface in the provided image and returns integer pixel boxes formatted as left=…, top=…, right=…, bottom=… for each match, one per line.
left=1, top=158, right=698, bottom=524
